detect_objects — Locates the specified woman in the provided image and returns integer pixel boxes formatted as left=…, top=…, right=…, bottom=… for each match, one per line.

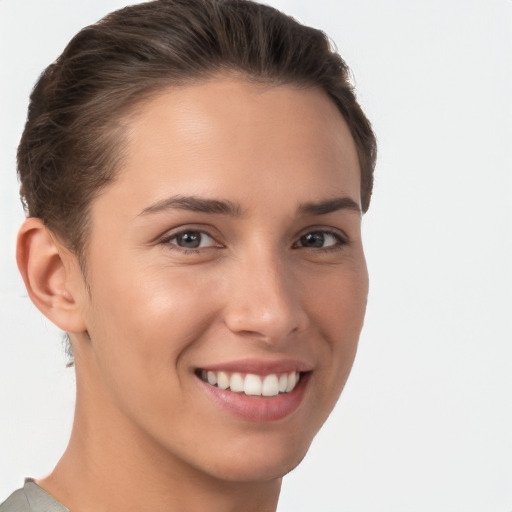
left=1, top=0, right=376, bottom=510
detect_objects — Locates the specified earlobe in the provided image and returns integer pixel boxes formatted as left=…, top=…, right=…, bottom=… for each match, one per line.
left=16, top=218, right=87, bottom=333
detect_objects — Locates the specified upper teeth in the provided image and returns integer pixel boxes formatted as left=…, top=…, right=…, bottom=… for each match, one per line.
left=201, top=370, right=301, bottom=397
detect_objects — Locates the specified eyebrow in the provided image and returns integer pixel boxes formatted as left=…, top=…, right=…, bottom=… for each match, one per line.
left=139, top=195, right=242, bottom=217
left=297, top=197, right=361, bottom=216
left=139, top=194, right=360, bottom=217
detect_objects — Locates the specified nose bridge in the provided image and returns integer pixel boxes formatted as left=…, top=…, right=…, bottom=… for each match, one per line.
left=223, top=245, right=307, bottom=342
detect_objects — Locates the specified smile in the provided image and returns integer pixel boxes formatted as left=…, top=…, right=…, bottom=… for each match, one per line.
left=198, top=370, right=301, bottom=397
left=195, top=359, right=312, bottom=421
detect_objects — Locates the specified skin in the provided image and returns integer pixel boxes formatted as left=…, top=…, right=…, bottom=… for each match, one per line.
left=17, top=77, right=368, bottom=512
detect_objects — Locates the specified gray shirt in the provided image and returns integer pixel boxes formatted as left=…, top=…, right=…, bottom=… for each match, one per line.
left=0, top=480, right=68, bottom=512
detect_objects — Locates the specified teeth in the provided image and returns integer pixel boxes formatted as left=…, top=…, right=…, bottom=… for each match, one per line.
left=200, top=370, right=302, bottom=396
left=207, top=371, right=217, bottom=386
left=285, top=371, right=296, bottom=392
left=278, top=374, right=288, bottom=393
left=244, top=374, right=262, bottom=396
left=262, top=374, right=279, bottom=396
left=230, top=373, right=244, bottom=393
left=217, top=371, right=230, bottom=390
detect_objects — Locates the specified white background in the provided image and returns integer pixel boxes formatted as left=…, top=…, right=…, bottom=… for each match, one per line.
left=1, top=1, right=511, bottom=511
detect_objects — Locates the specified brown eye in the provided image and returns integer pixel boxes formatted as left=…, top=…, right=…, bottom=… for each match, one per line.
left=168, top=230, right=218, bottom=250
left=294, top=231, right=345, bottom=249
left=299, top=232, right=325, bottom=248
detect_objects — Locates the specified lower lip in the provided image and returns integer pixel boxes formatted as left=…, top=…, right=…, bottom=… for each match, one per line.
left=197, top=373, right=310, bottom=422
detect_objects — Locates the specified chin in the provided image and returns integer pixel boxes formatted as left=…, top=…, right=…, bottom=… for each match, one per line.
left=196, top=431, right=313, bottom=483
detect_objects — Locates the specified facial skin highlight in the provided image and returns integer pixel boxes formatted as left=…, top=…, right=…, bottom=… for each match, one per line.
left=33, top=78, right=369, bottom=512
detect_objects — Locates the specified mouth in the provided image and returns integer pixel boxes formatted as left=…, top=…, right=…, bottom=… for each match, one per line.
left=195, top=369, right=303, bottom=397
left=194, top=361, right=312, bottom=421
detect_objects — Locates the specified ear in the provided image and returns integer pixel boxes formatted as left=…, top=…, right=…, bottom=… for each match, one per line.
left=16, top=217, right=87, bottom=334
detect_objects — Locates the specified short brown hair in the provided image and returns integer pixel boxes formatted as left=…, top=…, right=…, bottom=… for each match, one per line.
left=18, top=0, right=377, bottom=260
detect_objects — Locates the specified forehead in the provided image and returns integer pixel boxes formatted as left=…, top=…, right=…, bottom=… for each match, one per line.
left=98, top=78, right=361, bottom=216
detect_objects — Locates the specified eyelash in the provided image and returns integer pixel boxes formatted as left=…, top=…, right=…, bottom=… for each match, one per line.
left=159, top=228, right=348, bottom=253
left=292, top=230, right=348, bottom=251
left=159, top=230, right=222, bottom=253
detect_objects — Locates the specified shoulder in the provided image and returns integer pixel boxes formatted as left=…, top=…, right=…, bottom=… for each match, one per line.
left=0, top=487, right=31, bottom=512
left=0, top=481, right=69, bottom=512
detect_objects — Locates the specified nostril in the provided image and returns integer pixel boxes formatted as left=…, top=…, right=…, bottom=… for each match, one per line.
left=223, top=305, right=308, bottom=343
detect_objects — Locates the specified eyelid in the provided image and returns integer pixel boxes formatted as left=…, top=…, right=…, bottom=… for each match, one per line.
left=156, top=224, right=348, bottom=252
left=292, top=227, right=349, bottom=249
left=159, top=225, right=224, bottom=251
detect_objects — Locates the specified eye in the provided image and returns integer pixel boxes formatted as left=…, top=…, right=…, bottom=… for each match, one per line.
left=293, top=230, right=346, bottom=249
left=164, top=230, right=220, bottom=250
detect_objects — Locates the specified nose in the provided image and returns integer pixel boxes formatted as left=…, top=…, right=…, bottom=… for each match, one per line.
left=222, top=252, right=309, bottom=345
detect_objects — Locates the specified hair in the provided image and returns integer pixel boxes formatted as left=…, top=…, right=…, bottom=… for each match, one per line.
left=18, top=0, right=377, bottom=265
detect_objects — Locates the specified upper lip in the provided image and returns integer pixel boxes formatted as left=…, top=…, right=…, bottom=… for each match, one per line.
left=196, top=358, right=313, bottom=375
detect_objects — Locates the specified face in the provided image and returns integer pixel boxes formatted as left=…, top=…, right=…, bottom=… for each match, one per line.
left=70, top=78, right=368, bottom=482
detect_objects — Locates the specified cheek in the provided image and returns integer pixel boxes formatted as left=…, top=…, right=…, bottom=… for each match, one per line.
left=308, top=256, right=369, bottom=337
left=81, top=262, right=226, bottom=435
left=306, top=258, right=368, bottom=395
left=84, top=259, right=221, bottom=380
